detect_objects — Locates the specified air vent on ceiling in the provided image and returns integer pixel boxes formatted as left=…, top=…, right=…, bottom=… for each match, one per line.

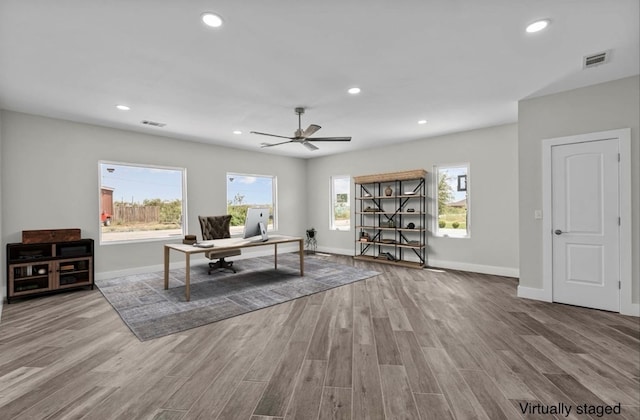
left=141, top=120, right=166, bottom=128
left=583, top=50, right=610, bottom=69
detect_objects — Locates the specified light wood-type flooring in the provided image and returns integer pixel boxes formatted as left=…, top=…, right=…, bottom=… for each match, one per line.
left=0, top=254, right=638, bottom=419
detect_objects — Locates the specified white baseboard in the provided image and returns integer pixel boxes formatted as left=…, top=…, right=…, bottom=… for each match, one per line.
left=621, top=302, right=640, bottom=317
left=96, top=243, right=300, bottom=281
left=428, top=258, right=519, bottom=278
left=517, top=285, right=552, bottom=302
left=316, top=246, right=353, bottom=256
left=314, top=251, right=519, bottom=278
left=516, top=286, right=639, bottom=317
left=96, top=261, right=184, bottom=281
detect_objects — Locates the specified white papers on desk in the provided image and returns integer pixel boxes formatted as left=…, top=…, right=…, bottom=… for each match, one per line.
left=193, top=240, right=216, bottom=248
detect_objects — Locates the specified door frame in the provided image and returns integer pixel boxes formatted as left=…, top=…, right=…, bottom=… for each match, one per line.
left=541, top=128, right=634, bottom=315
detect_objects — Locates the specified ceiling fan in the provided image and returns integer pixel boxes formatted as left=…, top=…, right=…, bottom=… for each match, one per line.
left=251, top=107, right=351, bottom=151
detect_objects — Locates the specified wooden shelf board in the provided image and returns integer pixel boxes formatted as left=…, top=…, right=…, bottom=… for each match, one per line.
left=354, top=169, right=427, bottom=184
left=58, top=281, right=92, bottom=289
left=353, top=255, right=424, bottom=269
left=12, top=288, right=52, bottom=296
left=356, top=241, right=424, bottom=249
left=356, top=226, right=425, bottom=232
left=356, top=195, right=425, bottom=200
left=356, top=212, right=423, bottom=215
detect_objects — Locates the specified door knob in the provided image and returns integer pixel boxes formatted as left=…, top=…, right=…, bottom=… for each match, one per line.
left=554, top=229, right=563, bottom=235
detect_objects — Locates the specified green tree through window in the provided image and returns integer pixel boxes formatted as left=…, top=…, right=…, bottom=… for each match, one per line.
left=226, top=173, right=277, bottom=235
left=434, top=164, right=469, bottom=238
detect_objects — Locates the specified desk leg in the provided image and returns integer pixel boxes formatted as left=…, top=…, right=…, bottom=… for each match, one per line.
left=184, top=253, right=191, bottom=302
left=274, top=243, right=278, bottom=270
left=164, top=245, right=170, bottom=290
left=299, top=239, right=304, bottom=276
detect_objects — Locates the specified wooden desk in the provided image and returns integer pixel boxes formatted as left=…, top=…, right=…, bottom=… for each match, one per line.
left=164, top=235, right=304, bottom=301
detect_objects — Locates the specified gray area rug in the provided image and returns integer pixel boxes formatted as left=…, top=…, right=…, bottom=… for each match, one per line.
left=96, top=253, right=379, bottom=341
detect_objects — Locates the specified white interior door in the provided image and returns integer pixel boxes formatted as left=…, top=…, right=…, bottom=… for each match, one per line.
left=551, top=138, right=620, bottom=312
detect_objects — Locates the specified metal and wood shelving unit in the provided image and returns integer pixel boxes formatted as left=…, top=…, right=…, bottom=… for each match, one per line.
left=354, top=169, right=427, bottom=268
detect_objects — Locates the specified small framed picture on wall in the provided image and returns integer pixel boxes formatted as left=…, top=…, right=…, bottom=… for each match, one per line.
left=457, top=175, right=467, bottom=192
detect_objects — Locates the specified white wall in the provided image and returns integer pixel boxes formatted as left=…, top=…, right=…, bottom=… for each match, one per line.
left=518, top=75, right=640, bottom=305
left=306, top=123, right=520, bottom=277
left=0, top=111, right=308, bottom=281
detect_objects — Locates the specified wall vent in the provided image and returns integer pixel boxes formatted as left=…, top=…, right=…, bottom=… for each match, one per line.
left=583, top=50, right=610, bottom=69
left=141, top=120, right=166, bottom=128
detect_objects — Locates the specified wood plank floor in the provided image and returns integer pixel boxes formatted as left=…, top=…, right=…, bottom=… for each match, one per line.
left=1, top=254, right=638, bottom=419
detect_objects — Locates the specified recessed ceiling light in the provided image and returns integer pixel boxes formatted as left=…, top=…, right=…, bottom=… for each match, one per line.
left=418, top=120, right=427, bottom=125
left=233, top=130, right=242, bottom=135
left=202, top=12, right=223, bottom=28
left=526, top=19, right=550, bottom=33
left=348, top=87, right=361, bottom=95
left=116, top=105, right=130, bottom=111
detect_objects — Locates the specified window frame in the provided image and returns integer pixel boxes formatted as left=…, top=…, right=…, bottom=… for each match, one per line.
left=433, top=163, right=470, bottom=238
left=330, top=175, right=351, bottom=231
left=226, top=172, right=278, bottom=237
left=98, top=160, right=188, bottom=245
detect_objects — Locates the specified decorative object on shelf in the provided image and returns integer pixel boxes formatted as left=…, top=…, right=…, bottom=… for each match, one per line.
left=378, top=252, right=397, bottom=261
left=354, top=169, right=427, bottom=268
left=305, top=227, right=317, bottom=253
left=182, top=234, right=197, bottom=245
left=359, top=231, right=370, bottom=242
left=22, top=228, right=81, bottom=244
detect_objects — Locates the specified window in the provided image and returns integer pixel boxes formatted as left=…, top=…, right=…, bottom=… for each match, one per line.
left=227, top=173, right=277, bottom=236
left=434, top=164, right=469, bottom=238
left=99, top=161, right=187, bottom=244
left=330, top=175, right=351, bottom=231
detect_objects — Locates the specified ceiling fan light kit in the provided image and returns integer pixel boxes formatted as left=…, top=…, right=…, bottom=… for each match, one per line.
left=251, top=107, right=351, bottom=151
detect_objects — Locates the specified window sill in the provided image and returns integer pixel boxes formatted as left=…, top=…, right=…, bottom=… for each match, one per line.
left=434, top=233, right=470, bottom=239
left=100, top=232, right=184, bottom=246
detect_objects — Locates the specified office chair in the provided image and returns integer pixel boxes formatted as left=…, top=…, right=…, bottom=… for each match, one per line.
left=198, top=215, right=241, bottom=274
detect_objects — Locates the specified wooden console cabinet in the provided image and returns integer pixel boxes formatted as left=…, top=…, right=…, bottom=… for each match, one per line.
left=6, top=239, right=94, bottom=303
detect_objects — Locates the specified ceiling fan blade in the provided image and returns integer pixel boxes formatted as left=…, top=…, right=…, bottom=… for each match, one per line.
left=260, top=140, right=293, bottom=148
left=250, top=131, right=293, bottom=140
left=302, top=124, right=321, bottom=138
left=306, top=136, right=352, bottom=142
left=302, top=141, right=319, bottom=151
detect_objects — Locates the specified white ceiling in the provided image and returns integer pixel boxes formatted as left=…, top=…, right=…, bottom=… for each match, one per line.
left=1, top=0, right=638, bottom=158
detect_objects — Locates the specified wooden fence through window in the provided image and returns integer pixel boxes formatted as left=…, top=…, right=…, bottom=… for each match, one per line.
left=114, top=206, right=160, bottom=224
